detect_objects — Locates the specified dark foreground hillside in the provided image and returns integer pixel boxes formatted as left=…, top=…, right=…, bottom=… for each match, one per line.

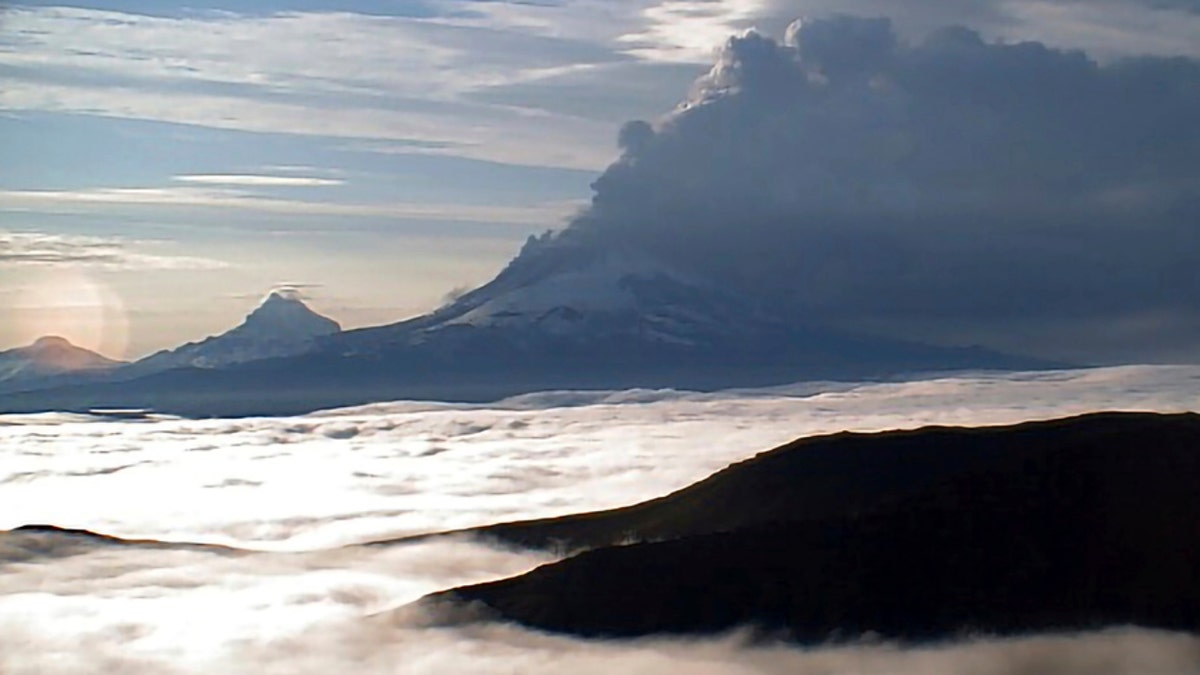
left=0, top=524, right=241, bottom=563
left=424, top=412, right=1200, bottom=642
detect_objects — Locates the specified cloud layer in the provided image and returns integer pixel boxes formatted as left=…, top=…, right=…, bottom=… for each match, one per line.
left=0, top=230, right=227, bottom=270
left=0, top=5, right=623, bottom=170
left=9, top=1, right=1197, bottom=177
left=3, top=366, right=1200, bottom=672
left=172, top=174, right=344, bottom=187
left=0, top=187, right=580, bottom=227
left=559, top=16, right=1200, bottom=362
left=4, top=365, right=1198, bottom=547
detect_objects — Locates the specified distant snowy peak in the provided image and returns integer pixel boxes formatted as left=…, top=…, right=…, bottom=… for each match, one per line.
left=0, top=336, right=123, bottom=383
left=230, top=292, right=341, bottom=340
left=134, top=292, right=341, bottom=372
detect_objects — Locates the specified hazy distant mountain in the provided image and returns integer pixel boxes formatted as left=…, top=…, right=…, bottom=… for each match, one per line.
left=0, top=240, right=1057, bottom=416
left=0, top=336, right=124, bottom=390
left=130, top=291, right=341, bottom=374
left=423, top=412, right=1200, bottom=642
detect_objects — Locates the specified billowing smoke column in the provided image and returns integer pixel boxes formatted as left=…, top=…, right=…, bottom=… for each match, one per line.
left=552, top=16, right=1200, bottom=362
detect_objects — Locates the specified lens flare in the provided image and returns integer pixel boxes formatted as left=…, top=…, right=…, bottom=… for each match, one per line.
left=8, top=268, right=128, bottom=359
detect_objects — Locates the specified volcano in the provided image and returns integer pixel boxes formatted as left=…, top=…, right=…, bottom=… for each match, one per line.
left=0, top=241, right=1054, bottom=416
left=130, top=291, right=341, bottom=374
left=0, top=336, right=123, bottom=389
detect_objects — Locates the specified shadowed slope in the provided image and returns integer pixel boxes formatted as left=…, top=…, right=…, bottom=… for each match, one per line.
left=398, top=412, right=1191, bottom=553
left=427, top=412, right=1200, bottom=641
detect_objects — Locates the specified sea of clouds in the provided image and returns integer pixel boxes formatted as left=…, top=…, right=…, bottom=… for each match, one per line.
left=3, top=365, right=1200, bottom=673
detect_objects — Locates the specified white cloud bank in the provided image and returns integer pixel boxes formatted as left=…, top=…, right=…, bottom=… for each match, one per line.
left=2, top=366, right=1199, bottom=672
left=4, top=365, right=1199, bottom=547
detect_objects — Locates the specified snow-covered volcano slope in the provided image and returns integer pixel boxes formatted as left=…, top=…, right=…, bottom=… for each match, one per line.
left=132, top=291, right=341, bottom=373
left=336, top=236, right=775, bottom=352
left=331, top=234, right=1047, bottom=379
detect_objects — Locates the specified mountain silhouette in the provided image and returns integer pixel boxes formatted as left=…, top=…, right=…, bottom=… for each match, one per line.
left=130, top=291, right=340, bottom=373
left=0, top=243, right=1057, bottom=416
left=0, top=336, right=124, bottom=389
left=420, top=412, right=1200, bottom=642
left=0, top=524, right=241, bottom=563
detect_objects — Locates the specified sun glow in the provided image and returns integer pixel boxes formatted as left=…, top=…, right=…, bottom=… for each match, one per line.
left=7, top=268, right=128, bottom=359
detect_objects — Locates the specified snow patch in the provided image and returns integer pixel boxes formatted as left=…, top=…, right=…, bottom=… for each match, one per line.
left=442, top=253, right=695, bottom=329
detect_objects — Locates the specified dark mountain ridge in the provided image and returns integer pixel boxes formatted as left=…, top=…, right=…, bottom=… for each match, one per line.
left=421, top=412, right=1200, bottom=642
left=0, top=524, right=241, bottom=565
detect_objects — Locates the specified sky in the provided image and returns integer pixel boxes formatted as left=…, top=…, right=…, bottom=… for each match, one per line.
left=2, top=0, right=1200, bottom=359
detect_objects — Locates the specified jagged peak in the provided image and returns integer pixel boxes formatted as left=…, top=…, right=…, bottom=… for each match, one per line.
left=254, top=289, right=308, bottom=312
left=241, top=290, right=341, bottom=333
left=129, top=289, right=342, bottom=372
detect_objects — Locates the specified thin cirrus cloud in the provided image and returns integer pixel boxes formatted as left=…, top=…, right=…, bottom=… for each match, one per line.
left=228, top=282, right=324, bottom=303
left=0, top=4, right=626, bottom=171
left=0, top=230, right=228, bottom=270
left=0, top=187, right=583, bottom=226
left=172, top=174, right=345, bottom=187
left=2, top=1, right=1198, bottom=176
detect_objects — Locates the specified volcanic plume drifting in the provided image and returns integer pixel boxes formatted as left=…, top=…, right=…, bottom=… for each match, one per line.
left=544, top=16, right=1200, bottom=364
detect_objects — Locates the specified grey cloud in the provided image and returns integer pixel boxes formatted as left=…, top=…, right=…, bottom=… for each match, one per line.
left=228, top=283, right=324, bottom=302
left=468, top=61, right=708, bottom=124
left=0, top=231, right=137, bottom=266
left=752, top=0, right=1200, bottom=48
left=271, top=282, right=322, bottom=301
left=0, top=230, right=228, bottom=270
left=553, top=16, right=1200, bottom=363
left=1040, top=0, right=1200, bottom=13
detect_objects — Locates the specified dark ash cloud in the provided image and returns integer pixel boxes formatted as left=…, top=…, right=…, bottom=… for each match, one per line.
left=554, top=16, right=1200, bottom=363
